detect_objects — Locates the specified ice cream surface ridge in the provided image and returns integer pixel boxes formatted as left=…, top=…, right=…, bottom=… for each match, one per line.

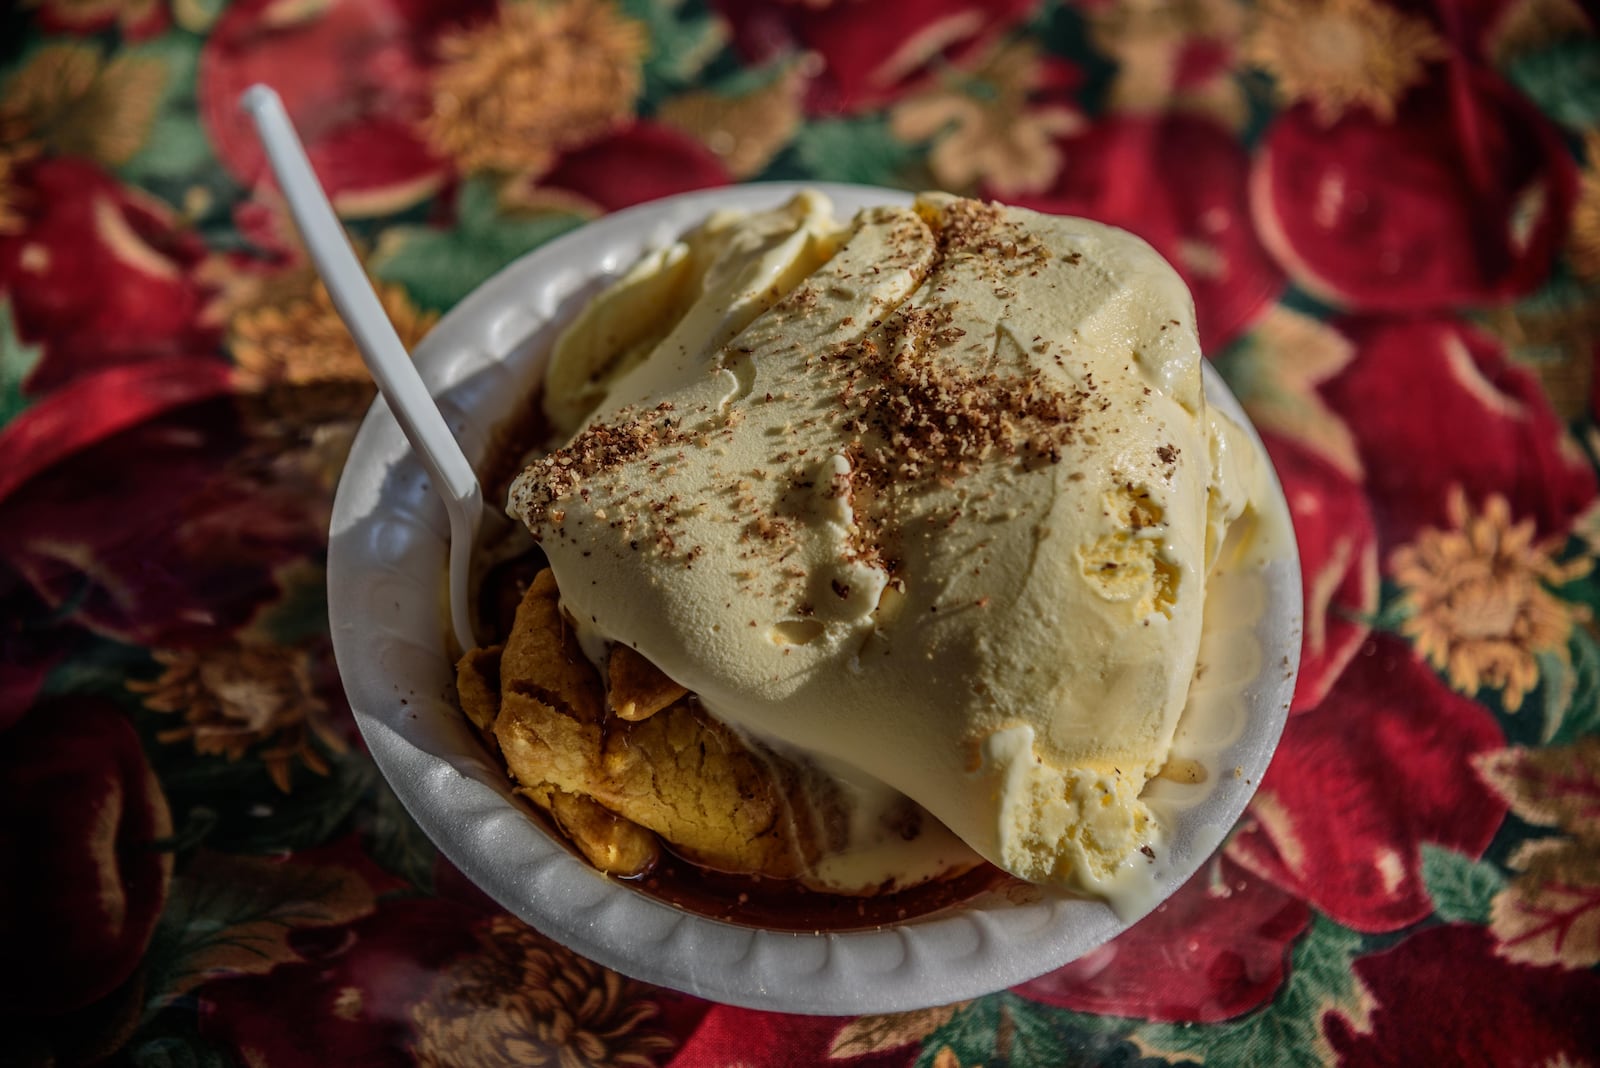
left=507, top=190, right=1268, bottom=901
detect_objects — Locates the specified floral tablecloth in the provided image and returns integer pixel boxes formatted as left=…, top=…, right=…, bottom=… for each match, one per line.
left=4, top=0, right=1600, bottom=1064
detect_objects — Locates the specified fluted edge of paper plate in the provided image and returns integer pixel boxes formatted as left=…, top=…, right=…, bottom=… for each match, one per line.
left=327, top=183, right=1303, bottom=1015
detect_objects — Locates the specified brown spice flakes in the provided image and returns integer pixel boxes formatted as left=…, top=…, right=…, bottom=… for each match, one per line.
left=513, top=402, right=683, bottom=528
left=517, top=196, right=1107, bottom=582
left=934, top=199, right=1051, bottom=277
left=820, top=271, right=1091, bottom=562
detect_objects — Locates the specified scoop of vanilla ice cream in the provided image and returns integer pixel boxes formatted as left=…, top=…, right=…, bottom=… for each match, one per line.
left=510, top=191, right=1260, bottom=898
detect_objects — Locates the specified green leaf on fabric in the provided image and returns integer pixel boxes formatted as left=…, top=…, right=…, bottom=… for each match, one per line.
left=1504, top=36, right=1600, bottom=130
left=703, top=58, right=791, bottom=99
left=370, top=178, right=584, bottom=311
left=149, top=748, right=270, bottom=794
left=1511, top=264, right=1600, bottom=322
left=119, top=31, right=214, bottom=183
left=1481, top=271, right=1600, bottom=382
left=148, top=805, right=222, bottom=857
left=127, top=1033, right=236, bottom=1068
left=363, top=777, right=438, bottom=893
left=1488, top=622, right=1600, bottom=748
left=209, top=752, right=377, bottom=854
left=251, top=563, right=330, bottom=648
left=1135, top=915, right=1365, bottom=1068
left=1553, top=564, right=1600, bottom=623
left=43, top=633, right=155, bottom=704
left=913, top=994, right=1132, bottom=1067
left=620, top=0, right=727, bottom=108
left=1027, top=0, right=1119, bottom=118
left=1421, top=843, right=1507, bottom=925
left=1278, top=283, right=1343, bottom=323
left=455, top=174, right=507, bottom=231
left=0, top=299, right=43, bottom=428
left=913, top=997, right=1041, bottom=1068
left=141, top=851, right=377, bottom=1011
left=146, top=738, right=374, bottom=855
left=1535, top=647, right=1572, bottom=745
left=790, top=116, right=917, bottom=187
left=1549, top=626, right=1600, bottom=745
left=1359, top=580, right=1413, bottom=633
left=913, top=998, right=992, bottom=1065
left=0, top=7, right=38, bottom=66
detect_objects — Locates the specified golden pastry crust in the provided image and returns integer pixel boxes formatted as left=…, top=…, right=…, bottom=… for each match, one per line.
left=457, top=569, right=821, bottom=878
left=546, top=787, right=660, bottom=875
left=455, top=645, right=502, bottom=735
left=607, top=644, right=687, bottom=721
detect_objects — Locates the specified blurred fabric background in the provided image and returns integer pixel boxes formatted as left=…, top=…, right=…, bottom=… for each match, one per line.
left=2, top=0, right=1600, bottom=1064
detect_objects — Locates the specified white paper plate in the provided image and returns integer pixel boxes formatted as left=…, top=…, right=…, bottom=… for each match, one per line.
left=327, top=182, right=1302, bottom=1015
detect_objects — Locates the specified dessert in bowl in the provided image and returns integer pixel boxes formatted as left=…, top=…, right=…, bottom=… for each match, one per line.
left=327, top=182, right=1302, bottom=1014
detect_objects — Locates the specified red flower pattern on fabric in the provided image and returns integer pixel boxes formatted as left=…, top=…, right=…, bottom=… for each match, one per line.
left=200, top=898, right=484, bottom=1067
left=0, top=378, right=318, bottom=646
left=1252, top=66, right=1576, bottom=311
left=0, top=698, right=173, bottom=1016
left=198, top=0, right=495, bottom=217
left=0, top=158, right=219, bottom=396
left=1319, top=316, right=1596, bottom=553
left=714, top=0, right=1037, bottom=114
left=1323, top=924, right=1600, bottom=1064
left=1260, top=430, right=1379, bottom=715
left=536, top=121, right=733, bottom=214
left=1228, top=635, right=1509, bottom=932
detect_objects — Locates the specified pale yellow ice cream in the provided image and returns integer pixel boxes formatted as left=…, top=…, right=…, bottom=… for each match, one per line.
left=508, top=190, right=1262, bottom=898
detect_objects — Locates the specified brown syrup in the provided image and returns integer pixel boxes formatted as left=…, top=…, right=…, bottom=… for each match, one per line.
left=478, top=548, right=551, bottom=640
left=481, top=388, right=559, bottom=506
left=625, top=853, right=1012, bottom=933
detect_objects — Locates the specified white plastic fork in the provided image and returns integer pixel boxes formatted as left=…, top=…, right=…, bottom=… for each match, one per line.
left=241, top=84, right=483, bottom=655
